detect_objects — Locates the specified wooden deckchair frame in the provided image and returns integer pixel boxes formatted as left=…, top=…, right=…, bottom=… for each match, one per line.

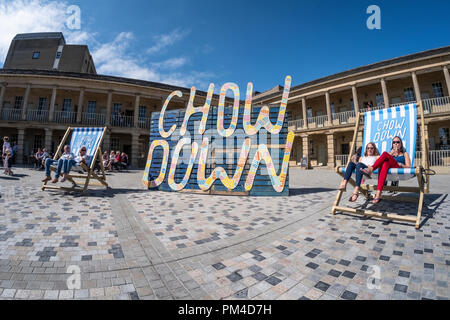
left=331, top=101, right=432, bottom=229
left=41, top=127, right=109, bottom=195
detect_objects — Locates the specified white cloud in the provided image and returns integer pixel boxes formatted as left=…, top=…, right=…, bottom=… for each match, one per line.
left=0, top=0, right=215, bottom=89
left=152, top=57, right=188, bottom=70
left=0, top=0, right=89, bottom=64
left=93, top=32, right=213, bottom=88
left=146, top=28, right=191, bottom=55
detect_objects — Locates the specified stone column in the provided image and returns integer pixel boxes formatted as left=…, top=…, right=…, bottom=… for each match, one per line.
left=325, top=91, right=332, bottom=124
left=134, top=94, right=141, bottom=128
left=380, top=78, right=389, bottom=108
left=327, top=133, right=335, bottom=168
left=44, top=128, right=53, bottom=153
left=351, top=85, right=360, bottom=113
left=102, top=133, right=110, bottom=152
left=356, top=130, right=364, bottom=149
left=131, top=133, right=140, bottom=168
left=411, top=71, right=421, bottom=102
left=443, top=65, right=450, bottom=96
left=48, top=86, right=57, bottom=122
left=0, top=82, right=7, bottom=117
left=76, top=88, right=85, bottom=123
left=21, top=84, right=31, bottom=120
left=17, top=128, right=25, bottom=164
left=302, top=136, right=309, bottom=169
left=106, top=90, right=113, bottom=126
left=302, top=97, right=307, bottom=128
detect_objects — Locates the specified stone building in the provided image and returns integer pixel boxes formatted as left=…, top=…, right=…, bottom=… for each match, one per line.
left=0, top=32, right=449, bottom=169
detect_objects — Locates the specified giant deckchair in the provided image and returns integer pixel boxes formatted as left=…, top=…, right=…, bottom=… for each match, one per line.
left=331, top=102, right=434, bottom=229
left=42, top=127, right=108, bottom=195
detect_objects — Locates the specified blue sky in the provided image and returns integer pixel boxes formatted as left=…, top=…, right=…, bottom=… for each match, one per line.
left=0, top=0, right=449, bottom=91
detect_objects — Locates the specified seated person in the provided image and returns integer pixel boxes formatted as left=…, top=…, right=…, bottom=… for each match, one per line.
left=42, top=145, right=75, bottom=183
left=339, top=142, right=380, bottom=202
left=362, top=136, right=411, bottom=204
left=119, top=152, right=129, bottom=170
left=59, top=146, right=91, bottom=183
left=112, top=151, right=121, bottom=171
left=102, top=151, right=109, bottom=170
left=37, top=148, right=49, bottom=170
left=34, top=148, right=43, bottom=169
left=108, top=151, right=116, bottom=171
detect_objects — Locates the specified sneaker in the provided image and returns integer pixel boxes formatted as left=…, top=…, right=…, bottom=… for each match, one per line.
left=42, top=176, right=52, bottom=182
left=52, top=178, right=59, bottom=183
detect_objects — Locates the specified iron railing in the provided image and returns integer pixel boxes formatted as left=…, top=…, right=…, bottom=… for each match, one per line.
left=81, top=113, right=106, bottom=126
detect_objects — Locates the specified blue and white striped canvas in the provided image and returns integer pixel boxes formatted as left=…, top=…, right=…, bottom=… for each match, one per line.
left=362, top=103, right=417, bottom=167
left=340, top=104, right=418, bottom=181
left=69, top=127, right=105, bottom=166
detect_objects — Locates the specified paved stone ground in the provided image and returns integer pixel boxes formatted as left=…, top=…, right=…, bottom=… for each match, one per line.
left=0, top=167, right=448, bottom=300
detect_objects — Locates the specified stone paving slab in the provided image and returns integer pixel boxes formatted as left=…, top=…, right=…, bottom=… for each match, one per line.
left=0, top=167, right=448, bottom=300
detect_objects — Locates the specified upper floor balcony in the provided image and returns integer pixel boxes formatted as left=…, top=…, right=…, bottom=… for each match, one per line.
left=288, top=96, right=450, bottom=132
left=0, top=107, right=153, bottom=131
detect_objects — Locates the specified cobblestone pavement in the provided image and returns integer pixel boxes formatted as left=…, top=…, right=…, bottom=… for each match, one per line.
left=0, top=167, right=448, bottom=300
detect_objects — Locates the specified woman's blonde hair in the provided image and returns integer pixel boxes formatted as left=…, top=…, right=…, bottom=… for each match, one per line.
left=364, top=142, right=380, bottom=157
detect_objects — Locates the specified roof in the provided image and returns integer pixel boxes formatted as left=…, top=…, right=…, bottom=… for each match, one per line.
left=253, top=45, right=450, bottom=103
left=13, top=32, right=66, bottom=44
left=0, top=69, right=235, bottom=102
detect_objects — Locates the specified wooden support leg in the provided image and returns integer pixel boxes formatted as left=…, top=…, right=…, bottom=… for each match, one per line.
left=332, top=189, right=344, bottom=215
left=416, top=172, right=425, bottom=229
left=82, top=171, right=92, bottom=195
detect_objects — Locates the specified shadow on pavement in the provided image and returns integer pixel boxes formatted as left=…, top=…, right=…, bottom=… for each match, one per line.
left=289, top=187, right=336, bottom=196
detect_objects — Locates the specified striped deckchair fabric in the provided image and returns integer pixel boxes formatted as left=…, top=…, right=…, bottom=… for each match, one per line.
left=339, top=103, right=417, bottom=181
left=332, top=101, right=434, bottom=229
left=69, top=127, right=105, bottom=167
left=42, top=127, right=108, bottom=195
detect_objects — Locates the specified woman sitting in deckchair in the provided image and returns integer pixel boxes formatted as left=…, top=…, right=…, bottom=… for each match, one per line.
left=362, top=136, right=411, bottom=204
left=339, top=142, right=380, bottom=202
left=59, top=146, right=91, bottom=183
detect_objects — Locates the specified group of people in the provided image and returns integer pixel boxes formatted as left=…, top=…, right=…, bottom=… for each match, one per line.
left=339, top=136, right=411, bottom=204
left=42, top=145, right=90, bottom=184
left=102, top=151, right=128, bottom=171
left=32, top=148, right=51, bottom=170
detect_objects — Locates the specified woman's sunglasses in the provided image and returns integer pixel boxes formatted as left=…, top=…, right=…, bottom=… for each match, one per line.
left=392, top=141, right=401, bottom=144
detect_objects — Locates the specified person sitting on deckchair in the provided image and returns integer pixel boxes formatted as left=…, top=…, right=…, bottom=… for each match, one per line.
left=362, top=136, right=411, bottom=204
left=59, top=146, right=91, bottom=183
left=42, top=145, right=74, bottom=183
left=339, top=142, right=380, bottom=202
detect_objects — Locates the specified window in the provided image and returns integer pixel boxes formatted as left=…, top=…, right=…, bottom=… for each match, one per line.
left=111, top=138, right=120, bottom=151
left=113, top=103, right=122, bottom=115
left=306, top=107, right=313, bottom=119
left=62, top=99, right=72, bottom=116
left=38, top=97, right=47, bottom=111
left=341, top=143, right=350, bottom=155
left=14, top=96, right=23, bottom=109
left=56, top=52, right=62, bottom=59
left=375, top=93, right=384, bottom=107
left=138, top=106, right=147, bottom=120
left=330, top=103, right=335, bottom=115
left=439, top=128, right=449, bottom=149
left=403, top=87, right=416, bottom=102
left=87, top=101, right=97, bottom=114
left=432, top=82, right=444, bottom=98
left=350, top=99, right=354, bottom=111
left=32, top=51, right=40, bottom=59
left=34, top=135, right=43, bottom=152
